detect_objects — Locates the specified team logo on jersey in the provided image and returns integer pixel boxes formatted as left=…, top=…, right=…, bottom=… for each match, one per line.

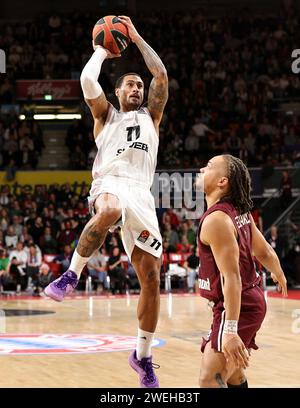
left=0, top=334, right=165, bottom=355
left=199, top=278, right=211, bottom=291
left=137, top=230, right=150, bottom=243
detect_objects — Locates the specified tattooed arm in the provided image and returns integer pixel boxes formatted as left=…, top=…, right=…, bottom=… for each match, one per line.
left=118, top=16, right=168, bottom=132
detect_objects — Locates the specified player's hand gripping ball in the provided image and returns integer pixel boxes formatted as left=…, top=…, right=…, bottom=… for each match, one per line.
left=92, top=15, right=130, bottom=54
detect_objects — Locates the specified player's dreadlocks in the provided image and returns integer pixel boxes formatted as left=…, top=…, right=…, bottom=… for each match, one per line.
left=221, top=155, right=253, bottom=214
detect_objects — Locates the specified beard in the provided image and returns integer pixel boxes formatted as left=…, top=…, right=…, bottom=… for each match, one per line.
left=127, top=96, right=141, bottom=110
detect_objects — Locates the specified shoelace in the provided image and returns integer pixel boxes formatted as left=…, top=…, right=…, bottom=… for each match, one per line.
left=143, top=360, right=160, bottom=383
left=56, top=274, right=76, bottom=290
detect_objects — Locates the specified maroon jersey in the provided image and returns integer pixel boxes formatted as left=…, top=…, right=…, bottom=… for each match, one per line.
left=198, top=201, right=260, bottom=304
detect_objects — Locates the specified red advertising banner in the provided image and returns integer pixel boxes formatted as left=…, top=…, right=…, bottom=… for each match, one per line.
left=16, top=80, right=81, bottom=100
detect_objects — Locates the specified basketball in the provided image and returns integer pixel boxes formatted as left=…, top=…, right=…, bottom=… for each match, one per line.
left=92, top=15, right=130, bottom=54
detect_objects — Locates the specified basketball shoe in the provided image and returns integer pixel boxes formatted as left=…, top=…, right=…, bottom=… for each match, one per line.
left=44, top=270, right=78, bottom=302
left=129, top=350, right=160, bottom=388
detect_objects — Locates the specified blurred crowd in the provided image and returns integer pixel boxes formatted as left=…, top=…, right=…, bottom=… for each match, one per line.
left=1, top=179, right=299, bottom=294
left=0, top=116, right=44, bottom=172
left=66, top=11, right=300, bottom=169
left=0, top=183, right=203, bottom=294
left=0, top=10, right=300, bottom=169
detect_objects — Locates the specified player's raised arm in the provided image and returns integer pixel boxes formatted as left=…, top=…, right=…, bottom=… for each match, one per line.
left=80, top=44, right=120, bottom=136
left=250, top=215, right=288, bottom=296
left=118, top=16, right=168, bottom=130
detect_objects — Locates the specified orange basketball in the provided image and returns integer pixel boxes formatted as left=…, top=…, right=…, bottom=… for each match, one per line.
left=92, top=15, right=130, bottom=54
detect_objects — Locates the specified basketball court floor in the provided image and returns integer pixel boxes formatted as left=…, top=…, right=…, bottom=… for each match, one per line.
left=0, top=290, right=299, bottom=388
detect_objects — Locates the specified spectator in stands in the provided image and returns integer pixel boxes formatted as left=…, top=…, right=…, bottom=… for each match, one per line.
left=11, top=215, right=23, bottom=238
left=57, top=219, right=77, bottom=249
left=1, top=256, right=19, bottom=291
left=39, top=227, right=58, bottom=254
left=280, top=170, right=293, bottom=210
left=162, top=208, right=180, bottom=230
left=9, top=241, right=28, bottom=272
left=251, top=206, right=263, bottom=232
left=0, top=187, right=10, bottom=206
left=268, top=225, right=285, bottom=261
left=20, top=226, right=34, bottom=246
left=163, top=222, right=179, bottom=253
left=0, top=248, right=10, bottom=291
left=87, top=248, right=108, bottom=292
left=26, top=244, right=42, bottom=287
left=7, top=253, right=25, bottom=292
left=176, top=235, right=191, bottom=253
left=33, top=263, right=55, bottom=295
left=0, top=208, right=9, bottom=231
left=10, top=200, right=22, bottom=217
left=184, top=246, right=199, bottom=293
left=106, top=233, right=124, bottom=254
left=0, top=230, right=4, bottom=248
left=45, top=208, right=61, bottom=236
left=74, top=201, right=89, bottom=225
left=53, top=244, right=73, bottom=273
left=180, top=220, right=197, bottom=246
left=28, top=216, right=44, bottom=243
left=107, top=247, right=126, bottom=295
left=4, top=225, right=18, bottom=249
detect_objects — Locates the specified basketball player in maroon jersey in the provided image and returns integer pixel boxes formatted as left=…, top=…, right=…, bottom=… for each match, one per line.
left=196, top=155, right=287, bottom=388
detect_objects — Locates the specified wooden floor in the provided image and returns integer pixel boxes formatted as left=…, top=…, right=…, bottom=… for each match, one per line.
left=0, top=291, right=299, bottom=388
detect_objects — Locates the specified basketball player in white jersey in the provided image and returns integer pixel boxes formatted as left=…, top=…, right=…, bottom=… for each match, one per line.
left=44, top=16, right=168, bottom=388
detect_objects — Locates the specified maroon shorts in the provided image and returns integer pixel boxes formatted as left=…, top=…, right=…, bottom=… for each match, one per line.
left=201, top=285, right=267, bottom=353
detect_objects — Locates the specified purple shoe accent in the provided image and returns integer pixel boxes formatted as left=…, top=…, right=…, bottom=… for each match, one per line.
left=129, top=350, right=160, bottom=388
left=44, top=270, right=78, bottom=302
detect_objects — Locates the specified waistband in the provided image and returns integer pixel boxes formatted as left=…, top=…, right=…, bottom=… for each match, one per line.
left=92, top=175, right=151, bottom=190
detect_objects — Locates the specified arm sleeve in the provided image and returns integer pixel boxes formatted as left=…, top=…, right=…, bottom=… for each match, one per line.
left=80, top=48, right=107, bottom=99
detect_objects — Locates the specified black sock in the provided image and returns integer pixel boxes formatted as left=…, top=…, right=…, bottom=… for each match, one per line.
left=227, top=380, right=248, bottom=388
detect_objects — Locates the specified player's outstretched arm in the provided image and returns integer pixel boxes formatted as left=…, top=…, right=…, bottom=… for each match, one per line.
left=250, top=215, right=288, bottom=296
left=80, top=44, right=120, bottom=136
left=201, top=211, right=249, bottom=369
left=118, top=16, right=168, bottom=129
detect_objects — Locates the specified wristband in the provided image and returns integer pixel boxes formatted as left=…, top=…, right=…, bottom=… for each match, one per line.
left=223, top=320, right=238, bottom=334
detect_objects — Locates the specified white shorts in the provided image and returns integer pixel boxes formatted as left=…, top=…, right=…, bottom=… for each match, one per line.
left=88, top=176, right=162, bottom=261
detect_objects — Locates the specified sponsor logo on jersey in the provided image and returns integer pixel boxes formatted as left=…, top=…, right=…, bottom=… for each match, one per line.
left=199, top=277, right=211, bottom=291
left=129, top=141, right=148, bottom=152
left=116, top=142, right=149, bottom=156
left=235, top=213, right=251, bottom=229
left=0, top=334, right=165, bottom=355
left=137, top=230, right=150, bottom=243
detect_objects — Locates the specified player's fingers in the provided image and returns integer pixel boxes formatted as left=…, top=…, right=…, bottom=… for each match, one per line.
left=231, top=352, right=241, bottom=368
left=281, top=283, right=288, bottom=297
left=271, top=273, right=278, bottom=283
left=237, top=347, right=249, bottom=369
left=222, top=347, right=232, bottom=365
left=118, top=16, right=130, bottom=22
left=225, top=348, right=239, bottom=368
left=107, top=52, right=121, bottom=58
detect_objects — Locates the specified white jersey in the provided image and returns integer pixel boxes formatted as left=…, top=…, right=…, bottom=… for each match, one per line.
left=91, top=104, right=158, bottom=189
